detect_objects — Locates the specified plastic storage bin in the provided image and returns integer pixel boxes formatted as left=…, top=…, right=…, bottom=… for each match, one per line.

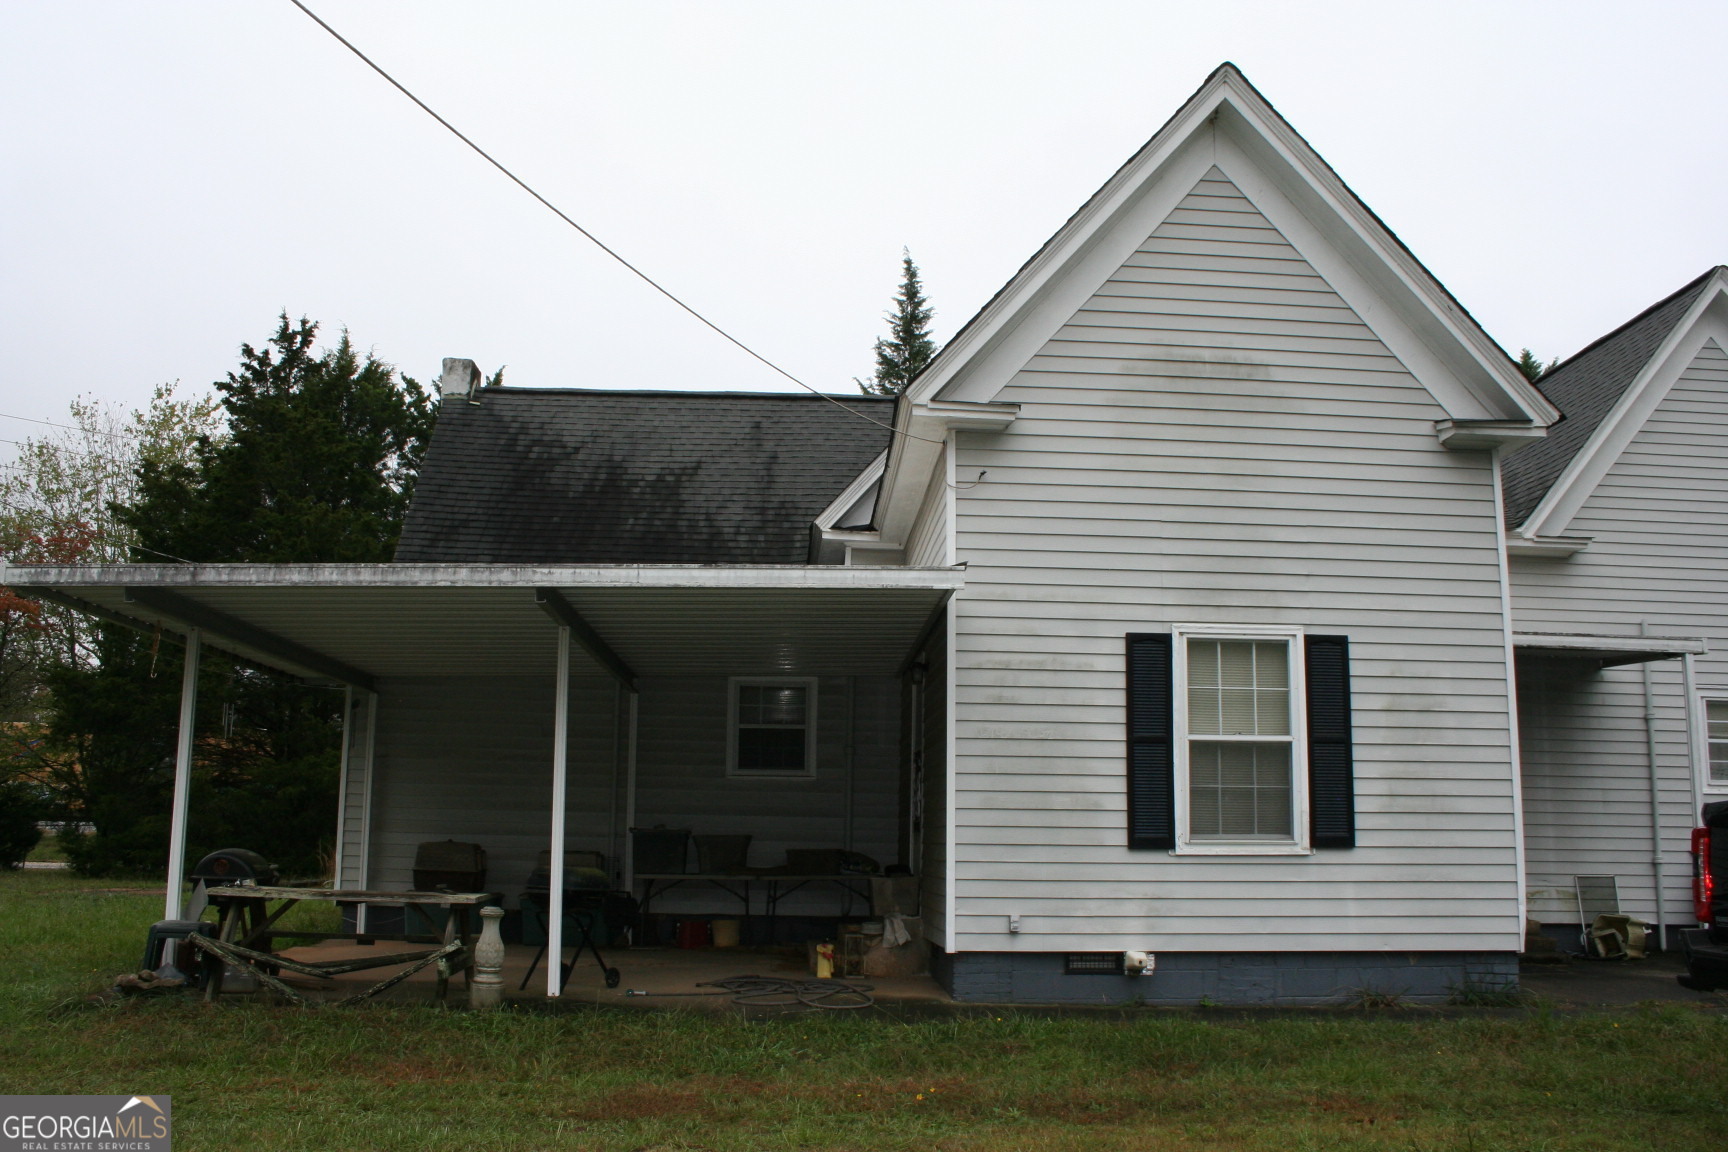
left=631, top=827, right=691, bottom=874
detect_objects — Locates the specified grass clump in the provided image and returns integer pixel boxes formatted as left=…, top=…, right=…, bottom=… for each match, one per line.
left=3, top=872, right=1726, bottom=1151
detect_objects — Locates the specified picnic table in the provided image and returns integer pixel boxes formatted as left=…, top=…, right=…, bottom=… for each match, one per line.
left=198, top=886, right=499, bottom=1005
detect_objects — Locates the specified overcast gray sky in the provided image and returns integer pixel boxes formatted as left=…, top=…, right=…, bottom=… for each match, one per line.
left=3, top=1, right=1725, bottom=452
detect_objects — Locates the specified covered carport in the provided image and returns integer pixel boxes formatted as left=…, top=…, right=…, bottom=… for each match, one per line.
left=1513, top=629, right=1710, bottom=949
left=6, top=561, right=960, bottom=995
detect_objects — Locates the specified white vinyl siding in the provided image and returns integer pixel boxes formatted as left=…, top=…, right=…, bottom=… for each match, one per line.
left=1511, top=339, right=1728, bottom=924
left=367, top=673, right=903, bottom=914
left=370, top=673, right=623, bottom=903
left=334, top=691, right=375, bottom=889
left=947, top=167, right=1521, bottom=951
left=906, top=464, right=952, bottom=568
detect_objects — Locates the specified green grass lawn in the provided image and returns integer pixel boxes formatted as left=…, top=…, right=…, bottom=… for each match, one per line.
left=3, top=871, right=1725, bottom=1151
left=24, top=834, right=68, bottom=863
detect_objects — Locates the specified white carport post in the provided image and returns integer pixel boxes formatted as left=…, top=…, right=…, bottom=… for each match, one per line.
left=547, top=625, right=572, bottom=998
left=164, top=628, right=201, bottom=921
left=623, top=691, right=638, bottom=891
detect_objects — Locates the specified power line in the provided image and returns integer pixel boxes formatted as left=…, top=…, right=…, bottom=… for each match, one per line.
left=0, top=412, right=136, bottom=441
left=286, top=0, right=938, bottom=447
left=0, top=438, right=146, bottom=467
left=1, top=437, right=116, bottom=456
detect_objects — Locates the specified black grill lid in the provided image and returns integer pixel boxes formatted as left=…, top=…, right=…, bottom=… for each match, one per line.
left=190, top=848, right=278, bottom=884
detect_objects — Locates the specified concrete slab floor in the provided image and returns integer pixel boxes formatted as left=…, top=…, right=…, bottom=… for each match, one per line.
left=1519, top=951, right=1728, bottom=1008
left=265, top=940, right=949, bottom=1010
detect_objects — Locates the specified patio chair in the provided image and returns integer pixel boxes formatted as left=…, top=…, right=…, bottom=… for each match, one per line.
left=1574, top=875, right=1620, bottom=955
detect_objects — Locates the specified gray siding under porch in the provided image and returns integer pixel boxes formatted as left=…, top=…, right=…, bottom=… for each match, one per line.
left=946, top=166, right=1524, bottom=954
left=355, top=671, right=908, bottom=918
left=1510, top=339, right=1728, bottom=933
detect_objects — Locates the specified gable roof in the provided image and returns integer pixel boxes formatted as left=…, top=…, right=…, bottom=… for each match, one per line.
left=867, top=62, right=1560, bottom=553
left=396, top=388, right=893, bottom=565
left=1501, top=269, right=1719, bottom=529
left=902, top=63, right=1558, bottom=428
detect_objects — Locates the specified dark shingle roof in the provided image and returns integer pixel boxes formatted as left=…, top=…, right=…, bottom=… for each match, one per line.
left=1501, top=269, right=1717, bottom=528
left=396, top=388, right=893, bottom=564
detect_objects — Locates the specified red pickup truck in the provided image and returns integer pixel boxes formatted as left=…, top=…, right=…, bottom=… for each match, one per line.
left=1679, top=801, right=1728, bottom=991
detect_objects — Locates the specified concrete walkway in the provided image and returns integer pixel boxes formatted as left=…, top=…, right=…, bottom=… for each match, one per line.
left=1519, top=952, right=1727, bottom=1008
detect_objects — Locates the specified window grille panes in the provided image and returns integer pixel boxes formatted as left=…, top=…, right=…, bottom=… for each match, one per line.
left=1709, top=699, right=1728, bottom=785
left=735, top=683, right=810, bottom=772
left=738, top=685, right=807, bottom=727
left=1189, top=742, right=1293, bottom=839
left=1187, top=640, right=1289, bottom=736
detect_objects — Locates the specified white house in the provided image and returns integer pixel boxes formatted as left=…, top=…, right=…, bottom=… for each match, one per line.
left=1503, top=266, right=1728, bottom=950
left=14, top=65, right=1716, bottom=1005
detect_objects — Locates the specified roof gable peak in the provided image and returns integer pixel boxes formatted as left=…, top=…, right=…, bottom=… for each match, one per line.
left=905, top=63, right=1556, bottom=429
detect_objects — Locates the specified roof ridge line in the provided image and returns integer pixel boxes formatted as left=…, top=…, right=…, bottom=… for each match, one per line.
left=473, top=386, right=893, bottom=401
left=1535, top=267, right=1720, bottom=382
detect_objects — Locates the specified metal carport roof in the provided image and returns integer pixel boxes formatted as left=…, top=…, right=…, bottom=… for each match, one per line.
left=5, top=563, right=964, bottom=685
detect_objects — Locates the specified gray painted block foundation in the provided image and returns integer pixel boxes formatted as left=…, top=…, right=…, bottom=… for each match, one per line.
left=930, top=949, right=1519, bottom=1006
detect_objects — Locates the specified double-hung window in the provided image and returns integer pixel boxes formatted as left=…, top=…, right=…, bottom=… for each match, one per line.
left=1707, top=699, right=1728, bottom=788
left=1174, top=626, right=1307, bottom=853
left=1126, top=627, right=1354, bottom=854
left=728, top=677, right=818, bottom=777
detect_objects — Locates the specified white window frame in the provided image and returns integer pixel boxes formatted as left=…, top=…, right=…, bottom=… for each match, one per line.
left=727, top=677, right=819, bottom=779
left=1172, top=624, right=1311, bottom=856
left=1699, top=692, right=1728, bottom=794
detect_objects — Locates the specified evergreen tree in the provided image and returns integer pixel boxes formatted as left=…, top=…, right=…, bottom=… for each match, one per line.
left=123, top=315, right=435, bottom=562
left=1516, top=348, right=1557, bottom=383
left=857, top=250, right=937, bottom=396
left=42, top=316, right=437, bottom=875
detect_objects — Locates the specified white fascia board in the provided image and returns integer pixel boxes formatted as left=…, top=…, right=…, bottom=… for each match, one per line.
left=908, top=102, right=1220, bottom=407
left=7, top=562, right=966, bottom=592
left=872, top=400, right=1019, bottom=551
left=813, top=451, right=887, bottom=531
left=1521, top=275, right=1728, bottom=540
left=905, top=66, right=1556, bottom=431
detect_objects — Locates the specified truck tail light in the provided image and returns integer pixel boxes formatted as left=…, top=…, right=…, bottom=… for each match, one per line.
left=1694, top=828, right=1715, bottom=925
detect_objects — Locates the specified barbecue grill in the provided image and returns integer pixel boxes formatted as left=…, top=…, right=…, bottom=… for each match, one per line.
left=184, top=848, right=278, bottom=920
left=520, top=851, right=633, bottom=992
left=191, top=847, right=278, bottom=886
left=413, top=840, right=487, bottom=892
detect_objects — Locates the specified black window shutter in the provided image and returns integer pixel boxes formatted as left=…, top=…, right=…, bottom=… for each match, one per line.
left=1126, top=633, right=1175, bottom=849
left=1305, top=635, right=1355, bottom=849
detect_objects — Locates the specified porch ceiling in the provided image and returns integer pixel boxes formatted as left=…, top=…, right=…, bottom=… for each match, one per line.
left=7, top=563, right=962, bottom=683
